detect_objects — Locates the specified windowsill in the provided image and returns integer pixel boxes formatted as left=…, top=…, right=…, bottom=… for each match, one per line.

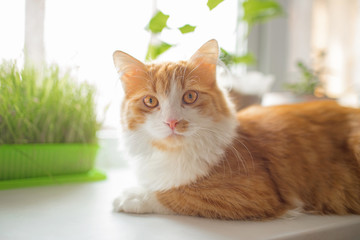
left=1, top=136, right=359, bottom=240
left=1, top=168, right=360, bottom=240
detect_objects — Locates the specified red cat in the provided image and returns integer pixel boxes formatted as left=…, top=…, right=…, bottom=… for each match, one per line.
left=112, top=39, right=360, bottom=220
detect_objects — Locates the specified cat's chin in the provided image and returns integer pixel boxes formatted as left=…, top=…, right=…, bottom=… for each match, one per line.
left=167, top=132, right=184, bottom=138
left=151, top=134, right=186, bottom=151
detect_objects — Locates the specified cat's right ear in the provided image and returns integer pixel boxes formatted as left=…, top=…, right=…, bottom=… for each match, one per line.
left=113, top=51, right=147, bottom=95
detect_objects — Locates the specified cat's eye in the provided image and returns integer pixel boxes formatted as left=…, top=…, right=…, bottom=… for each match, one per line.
left=143, top=95, right=159, bottom=108
left=183, top=90, right=198, bottom=104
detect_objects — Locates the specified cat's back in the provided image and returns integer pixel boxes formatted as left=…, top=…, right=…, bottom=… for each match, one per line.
left=235, top=100, right=360, bottom=167
left=236, top=101, right=360, bottom=144
left=237, top=100, right=359, bottom=130
left=232, top=100, right=360, bottom=214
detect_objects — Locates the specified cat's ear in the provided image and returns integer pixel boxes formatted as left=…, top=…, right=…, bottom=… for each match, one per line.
left=189, top=39, right=219, bottom=85
left=113, top=51, right=147, bottom=95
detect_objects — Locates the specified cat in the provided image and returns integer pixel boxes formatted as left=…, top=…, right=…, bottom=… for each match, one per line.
left=112, top=39, right=360, bottom=220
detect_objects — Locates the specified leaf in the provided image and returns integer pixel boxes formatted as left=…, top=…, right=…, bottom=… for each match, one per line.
left=242, top=0, right=283, bottom=27
left=207, top=0, right=224, bottom=10
left=178, top=24, right=196, bottom=34
left=146, top=42, right=173, bottom=61
left=220, top=48, right=256, bottom=66
left=148, top=11, right=169, bottom=34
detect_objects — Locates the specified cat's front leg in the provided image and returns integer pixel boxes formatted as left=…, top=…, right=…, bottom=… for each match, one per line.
left=113, top=188, right=173, bottom=215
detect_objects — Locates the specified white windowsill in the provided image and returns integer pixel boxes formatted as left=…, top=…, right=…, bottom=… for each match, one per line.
left=1, top=136, right=359, bottom=240
left=1, top=168, right=360, bottom=240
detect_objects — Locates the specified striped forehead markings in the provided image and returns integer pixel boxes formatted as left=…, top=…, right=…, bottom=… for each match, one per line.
left=149, top=63, right=189, bottom=96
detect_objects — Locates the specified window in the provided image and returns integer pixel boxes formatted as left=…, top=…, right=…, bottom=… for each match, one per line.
left=1, top=0, right=359, bottom=131
left=0, top=0, right=238, bottom=129
left=249, top=0, right=360, bottom=106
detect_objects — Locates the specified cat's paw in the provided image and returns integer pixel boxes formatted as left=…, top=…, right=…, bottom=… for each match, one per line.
left=113, top=188, right=173, bottom=215
left=113, top=188, right=149, bottom=213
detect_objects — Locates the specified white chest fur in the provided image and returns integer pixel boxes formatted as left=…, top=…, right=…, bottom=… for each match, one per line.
left=123, top=116, right=238, bottom=191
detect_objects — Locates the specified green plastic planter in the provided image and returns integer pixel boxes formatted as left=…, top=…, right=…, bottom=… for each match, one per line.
left=0, top=144, right=106, bottom=190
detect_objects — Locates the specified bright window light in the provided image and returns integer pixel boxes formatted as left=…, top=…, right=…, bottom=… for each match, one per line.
left=0, top=0, right=238, bottom=128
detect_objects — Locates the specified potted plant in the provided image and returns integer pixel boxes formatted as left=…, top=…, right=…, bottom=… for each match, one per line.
left=262, top=54, right=331, bottom=106
left=0, top=61, right=106, bottom=190
left=283, top=58, right=328, bottom=100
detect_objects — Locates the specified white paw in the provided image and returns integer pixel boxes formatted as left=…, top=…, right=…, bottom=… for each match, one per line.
left=113, top=188, right=173, bottom=215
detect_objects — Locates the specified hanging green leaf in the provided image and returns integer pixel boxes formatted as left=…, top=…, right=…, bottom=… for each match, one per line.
left=220, top=48, right=256, bottom=66
left=178, top=24, right=196, bottom=34
left=146, top=41, right=173, bottom=61
left=148, top=11, right=170, bottom=34
left=207, top=0, right=224, bottom=10
left=242, top=0, right=283, bottom=27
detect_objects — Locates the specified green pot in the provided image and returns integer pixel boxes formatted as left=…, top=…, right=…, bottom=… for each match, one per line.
left=0, top=144, right=106, bottom=189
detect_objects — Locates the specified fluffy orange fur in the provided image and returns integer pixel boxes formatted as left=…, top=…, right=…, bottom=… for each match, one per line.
left=115, top=40, right=360, bottom=220
left=120, top=60, right=231, bottom=150
left=157, top=101, right=360, bottom=220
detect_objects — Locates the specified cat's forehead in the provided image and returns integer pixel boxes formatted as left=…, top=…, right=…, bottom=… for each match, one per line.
left=146, top=61, right=196, bottom=95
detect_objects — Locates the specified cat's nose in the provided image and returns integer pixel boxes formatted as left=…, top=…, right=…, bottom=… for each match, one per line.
left=165, top=119, right=178, bottom=130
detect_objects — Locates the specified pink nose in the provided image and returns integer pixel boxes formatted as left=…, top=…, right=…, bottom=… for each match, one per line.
left=166, top=119, right=178, bottom=130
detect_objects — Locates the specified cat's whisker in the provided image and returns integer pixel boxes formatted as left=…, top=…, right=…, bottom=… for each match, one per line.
left=190, top=125, right=250, bottom=174
left=231, top=136, right=255, bottom=172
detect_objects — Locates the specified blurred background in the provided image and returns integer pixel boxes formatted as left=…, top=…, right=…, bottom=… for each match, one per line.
left=1, top=0, right=360, bottom=171
left=1, top=0, right=360, bottom=129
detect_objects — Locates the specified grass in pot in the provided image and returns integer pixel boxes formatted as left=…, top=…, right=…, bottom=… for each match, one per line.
left=0, top=61, right=105, bottom=189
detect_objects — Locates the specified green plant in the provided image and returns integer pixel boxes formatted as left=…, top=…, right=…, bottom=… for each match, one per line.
left=284, top=61, right=321, bottom=95
left=0, top=61, right=99, bottom=144
left=242, top=0, right=283, bottom=31
left=145, top=0, right=283, bottom=66
left=220, top=48, right=256, bottom=66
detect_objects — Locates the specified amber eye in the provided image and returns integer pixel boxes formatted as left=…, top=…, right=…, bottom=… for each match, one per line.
left=143, top=95, right=159, bottom=108
left=183, top=90, right=198, bottom=104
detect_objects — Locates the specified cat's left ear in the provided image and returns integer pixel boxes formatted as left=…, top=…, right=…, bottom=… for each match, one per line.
left=189, top=39, right=219, bottom=85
